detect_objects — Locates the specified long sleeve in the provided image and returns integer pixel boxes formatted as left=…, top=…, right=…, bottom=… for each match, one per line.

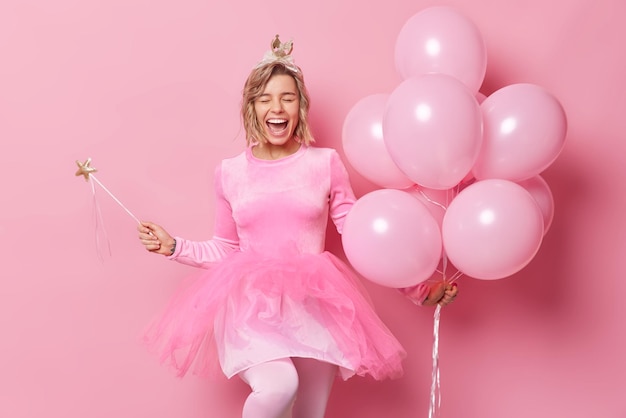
left=328, top=150, right=357, bottom=234
left=168, top=164, right=240, bottom=269
left=398, top=283, right=430, bottom=306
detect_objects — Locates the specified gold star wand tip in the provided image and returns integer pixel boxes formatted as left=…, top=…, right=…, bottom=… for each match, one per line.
left=75, top=158, right=97, bottom=181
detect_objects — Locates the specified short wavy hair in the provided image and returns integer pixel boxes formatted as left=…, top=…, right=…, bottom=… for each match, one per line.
left=241, top=61, right=314, bottom=146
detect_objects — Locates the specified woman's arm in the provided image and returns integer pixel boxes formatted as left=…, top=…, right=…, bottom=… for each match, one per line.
left=137, top=164, right=240, bottom=268
left=328, top=150, right=357, bottom=234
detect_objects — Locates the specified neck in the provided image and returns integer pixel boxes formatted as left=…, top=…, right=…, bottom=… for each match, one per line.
left=253, top=138, right=301, bottom=160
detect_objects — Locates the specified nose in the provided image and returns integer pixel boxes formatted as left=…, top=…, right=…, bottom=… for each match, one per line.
left=270, top=98, right=284, bottom=113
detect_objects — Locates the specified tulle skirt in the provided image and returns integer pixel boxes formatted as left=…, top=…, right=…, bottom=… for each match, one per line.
left=143, top=250, right=406, bottom=380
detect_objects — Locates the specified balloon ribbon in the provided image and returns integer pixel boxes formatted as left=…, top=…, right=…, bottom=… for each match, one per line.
left=429, top=304, right=442, bottom=418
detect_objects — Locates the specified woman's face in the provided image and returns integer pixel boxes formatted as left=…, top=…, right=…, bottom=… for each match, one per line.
left=254, top=74, right=300, bottom=146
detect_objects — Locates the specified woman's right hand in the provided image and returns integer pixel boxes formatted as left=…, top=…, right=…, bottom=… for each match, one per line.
left=137, top=221, right=176, bottom=256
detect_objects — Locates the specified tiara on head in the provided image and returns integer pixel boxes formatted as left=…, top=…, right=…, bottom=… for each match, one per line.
left=255, top=34, right=299, bottom=73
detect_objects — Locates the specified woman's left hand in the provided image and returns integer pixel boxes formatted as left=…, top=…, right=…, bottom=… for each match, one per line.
left=423, top=281, right=458, bottom=307
left=437, top=282, right=458, bottom=307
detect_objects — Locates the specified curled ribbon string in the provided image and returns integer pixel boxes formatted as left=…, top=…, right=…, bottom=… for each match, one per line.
left=416, top=186, right=448, bottom=212
left=448, top=270, right=463, bottom=284
left=429, top=301, right=442, bottom=418
left=420, top=183, right=465, bottom=417
left=428, top=254, right=463, bottom=418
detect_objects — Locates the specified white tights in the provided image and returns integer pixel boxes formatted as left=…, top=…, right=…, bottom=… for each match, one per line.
left=239, top=357, right=337, bottom=418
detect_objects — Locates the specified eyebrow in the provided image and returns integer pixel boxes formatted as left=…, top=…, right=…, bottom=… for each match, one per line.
left=258, top=92, right=297, bottom=97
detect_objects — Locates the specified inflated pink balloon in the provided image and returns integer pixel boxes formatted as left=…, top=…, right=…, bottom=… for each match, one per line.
left=394, top=6, right=487, bottom=92
left=442, top=179, right=544, bottom=280
left=342, top=94, right=415, bottom=189
left=517, top=175, right=555, bottom=234
left=383, top=73, right=483, bottom=190
left=473, top=83, right=567, bottom=181
left=342, top=189, right=442, bottom=288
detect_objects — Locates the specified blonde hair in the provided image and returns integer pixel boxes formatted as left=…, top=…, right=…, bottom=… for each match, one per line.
left=241, top=61, right=315, bottom=146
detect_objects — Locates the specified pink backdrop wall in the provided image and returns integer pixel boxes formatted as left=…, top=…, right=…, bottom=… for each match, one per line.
left=1, top=0, right=624, bottom=417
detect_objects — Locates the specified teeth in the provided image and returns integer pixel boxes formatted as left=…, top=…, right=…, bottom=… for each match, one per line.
left=268, top=119, right=287, bottom=124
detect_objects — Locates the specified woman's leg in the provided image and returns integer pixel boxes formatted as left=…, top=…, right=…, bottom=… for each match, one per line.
left=291, top=358, right=338, bottom=418
left=238, top=358, right=299, bottom=418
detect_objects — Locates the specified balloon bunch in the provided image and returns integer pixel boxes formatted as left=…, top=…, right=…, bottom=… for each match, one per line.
left=341, top=6, right=567, bottom=288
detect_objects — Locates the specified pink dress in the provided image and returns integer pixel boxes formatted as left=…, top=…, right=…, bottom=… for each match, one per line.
left=144, top=145, right=406, bottom=380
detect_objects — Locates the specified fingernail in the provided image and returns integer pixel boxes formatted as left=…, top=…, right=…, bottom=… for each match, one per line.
left=452, top=283, right=458, bottom=288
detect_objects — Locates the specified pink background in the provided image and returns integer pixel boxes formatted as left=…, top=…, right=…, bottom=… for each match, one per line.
left=1, top=0, right=624, bottom=417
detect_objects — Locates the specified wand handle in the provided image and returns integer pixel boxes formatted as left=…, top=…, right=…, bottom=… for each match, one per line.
left=90, top=174, right=141, bottom=225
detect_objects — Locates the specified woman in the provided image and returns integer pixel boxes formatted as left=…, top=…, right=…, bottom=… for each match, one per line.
left=138, top=35, right=457, bottom=418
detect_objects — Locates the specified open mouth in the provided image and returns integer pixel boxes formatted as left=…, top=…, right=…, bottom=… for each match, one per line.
left=266, top=118, right=289, bottom=135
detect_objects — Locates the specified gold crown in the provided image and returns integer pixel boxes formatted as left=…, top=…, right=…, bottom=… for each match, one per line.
left=255, top=34, right=298, bottom=72
left=270, top=34, right=293, bottom=58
